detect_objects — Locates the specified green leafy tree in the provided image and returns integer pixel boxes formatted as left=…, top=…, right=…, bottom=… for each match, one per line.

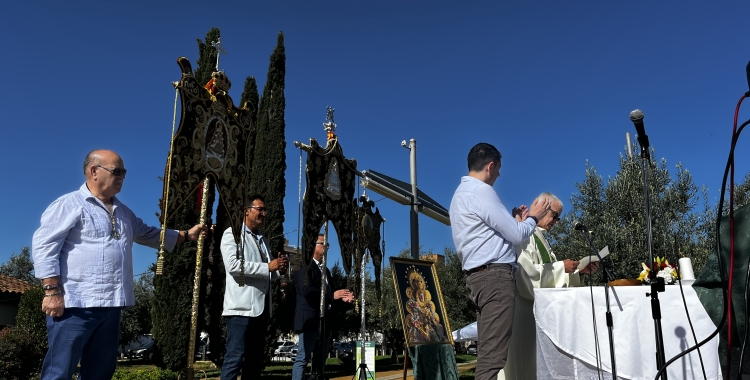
left=0, top=246, right=38, bottom=284
left=549, top=146, right=710, bottom=282
left=120, top=270, right=155, bottom=352
left=693, top=171, right=750, bottom=272
left=434, top=247, right=474, bottom=333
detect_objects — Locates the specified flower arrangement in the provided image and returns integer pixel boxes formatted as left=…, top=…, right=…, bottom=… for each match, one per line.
left=637, top=257, right=678, bottom=285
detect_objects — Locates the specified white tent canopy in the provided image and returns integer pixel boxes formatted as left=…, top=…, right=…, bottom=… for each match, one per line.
left=451, top=321, right=478, bottom=342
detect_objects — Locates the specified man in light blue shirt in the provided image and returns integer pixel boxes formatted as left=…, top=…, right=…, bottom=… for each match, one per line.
left=32, top=149, right=206, bottom=380
left=450, top=143, right=549, bottom=380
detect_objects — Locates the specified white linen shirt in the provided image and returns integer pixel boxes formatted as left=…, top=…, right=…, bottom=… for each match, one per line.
left=449, top=176, right=537, bottom=270
left=32, top=183, right=179, bottom=308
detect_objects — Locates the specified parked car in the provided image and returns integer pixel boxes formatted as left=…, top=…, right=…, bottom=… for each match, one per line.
left=287, top=343, right=299, bottom=358
left=274, top=340, right=295, bottom=357
left=337, top=342, right=356, bottom=362
left=128, top=341, right=155, bottom=361
left=467, top=343, right=477, bottom=355
left=196, top=336, right=211, bottom=359
left=119, top=334, right=153, bottom=360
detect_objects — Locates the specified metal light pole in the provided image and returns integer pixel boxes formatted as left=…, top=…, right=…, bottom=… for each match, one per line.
left=402, top=139, right=419, bottom=260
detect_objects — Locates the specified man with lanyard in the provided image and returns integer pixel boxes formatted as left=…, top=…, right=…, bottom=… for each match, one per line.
left=449, top=143, right=549, bottom=380
left=220, top=195, right=289, bottom=379
left=32, top=149, right=206, bottom=380
left=292, top=233, right=354, bottom=380
left=500, top=192, right=599, bottom=380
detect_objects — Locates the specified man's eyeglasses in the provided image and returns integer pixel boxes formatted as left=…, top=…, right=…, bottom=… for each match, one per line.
left=249, top=206, right=268, bottom=214
left=550, top=210, right=561, bottom=222
left=96, top=165, right=127, bottom=177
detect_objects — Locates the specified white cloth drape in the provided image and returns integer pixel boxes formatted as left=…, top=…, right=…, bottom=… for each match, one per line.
left=534, top=283, right=721, bottom=380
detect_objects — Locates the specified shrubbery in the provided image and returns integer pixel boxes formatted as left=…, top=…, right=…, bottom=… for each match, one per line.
left=0, top=287, right=47, bottom=379
left=112, top=369, right=178, bottom=380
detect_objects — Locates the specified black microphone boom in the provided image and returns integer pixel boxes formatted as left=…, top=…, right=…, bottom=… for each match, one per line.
left=629, top=109, right=651, bottom=158
left=745, top=60, right=750, bottom=96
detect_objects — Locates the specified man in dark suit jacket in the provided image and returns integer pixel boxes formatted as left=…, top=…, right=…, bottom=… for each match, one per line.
left=292, top=234, right=354, bottom=380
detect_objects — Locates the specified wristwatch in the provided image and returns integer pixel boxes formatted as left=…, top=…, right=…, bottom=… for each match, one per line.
left=183, top=230, right=190, bottom=241
left=528, top=216, right=539, bottom=224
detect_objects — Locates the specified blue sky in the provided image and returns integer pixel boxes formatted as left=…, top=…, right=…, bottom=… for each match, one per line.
left=2, top=0, right=749, bottom=278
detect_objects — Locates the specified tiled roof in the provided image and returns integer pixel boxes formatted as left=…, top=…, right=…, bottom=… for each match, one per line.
left=0, top=274, right=34, bottom=294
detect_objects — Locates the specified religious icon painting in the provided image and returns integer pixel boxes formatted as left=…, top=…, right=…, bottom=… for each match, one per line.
left=390, top=257, right=453, bottom=347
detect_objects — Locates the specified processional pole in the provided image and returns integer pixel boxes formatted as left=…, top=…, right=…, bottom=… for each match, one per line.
left=185, top=176, right=210, bottom=380
left=355, top=245, right=374, bottom=380
left=312, top=221, right=329, bottom=378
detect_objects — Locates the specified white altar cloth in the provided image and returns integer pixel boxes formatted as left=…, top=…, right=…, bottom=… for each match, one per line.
left=534, top=284, right=721, bottom=380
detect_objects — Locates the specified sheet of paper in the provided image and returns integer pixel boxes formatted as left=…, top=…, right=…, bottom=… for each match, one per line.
left=576, top=246, right=609, bottom=271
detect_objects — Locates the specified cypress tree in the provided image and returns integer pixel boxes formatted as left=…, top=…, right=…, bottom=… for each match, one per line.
left=240, top=76, right=259, bottom=114
left=249, top=31, right=286, bottom=254
left=248, top=31, right=290, bottom=364
left=194, top=28, right=221, bottom=86
left=240, top=76, right=260, bottom=193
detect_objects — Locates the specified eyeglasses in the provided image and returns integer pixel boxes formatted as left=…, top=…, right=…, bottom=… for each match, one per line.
left=550, top=210, right=561, bottom=222
left=315, top=242, right=330, bottom=248
left=249, top=206, right=267, bottom=214
left=96, top=165, right=127, bottom=177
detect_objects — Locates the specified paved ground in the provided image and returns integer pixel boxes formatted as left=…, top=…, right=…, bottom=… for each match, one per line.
left=329, top=360, right=476, bottom=380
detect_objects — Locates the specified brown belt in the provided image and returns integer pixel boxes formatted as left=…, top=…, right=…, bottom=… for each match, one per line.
left=464, top=263, right=513, bottom=276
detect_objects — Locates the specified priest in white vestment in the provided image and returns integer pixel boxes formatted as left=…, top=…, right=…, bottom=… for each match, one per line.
left=499, top=192, right=599, bottom=380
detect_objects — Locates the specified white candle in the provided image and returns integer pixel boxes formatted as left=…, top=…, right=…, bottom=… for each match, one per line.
left=678, top=257, right=695, bottom=281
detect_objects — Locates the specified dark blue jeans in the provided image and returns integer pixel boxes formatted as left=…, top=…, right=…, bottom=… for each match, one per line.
left=221, top=313, right=269, bottom=380
left=41, top=307, right=121, bottom=380
left=292, top=329, right=331, bottom=380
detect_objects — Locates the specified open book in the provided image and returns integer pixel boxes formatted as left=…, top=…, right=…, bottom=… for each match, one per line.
left=575, top=246, right=609, bottom=272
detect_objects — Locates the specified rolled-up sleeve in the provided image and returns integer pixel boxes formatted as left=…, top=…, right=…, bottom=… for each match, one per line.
left=32, top=198, right=80, bottom=279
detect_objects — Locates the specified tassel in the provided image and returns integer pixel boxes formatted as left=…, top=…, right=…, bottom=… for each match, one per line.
left=156, top=250, right=165, bottom=275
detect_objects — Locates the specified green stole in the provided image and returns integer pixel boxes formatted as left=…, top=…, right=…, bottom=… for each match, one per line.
left=533, top=233, right=553, bottom=264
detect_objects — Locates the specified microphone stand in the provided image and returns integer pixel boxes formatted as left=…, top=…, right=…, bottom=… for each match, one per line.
left=579, top=227, right=617, bottom=379
left=637, top=134, right=668, bottom=380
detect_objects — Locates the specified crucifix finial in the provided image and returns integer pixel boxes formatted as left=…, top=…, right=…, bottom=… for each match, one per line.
left=324, top=106, right=337, bottom=140
left=211, top=38, right=227, bottom=71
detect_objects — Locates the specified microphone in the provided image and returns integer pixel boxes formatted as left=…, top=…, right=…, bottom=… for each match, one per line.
left=629, top=109, right=651, bottom=156
left=573, top=220, right=587, bottom=231
left=745, top=60, right=750, bottom=95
